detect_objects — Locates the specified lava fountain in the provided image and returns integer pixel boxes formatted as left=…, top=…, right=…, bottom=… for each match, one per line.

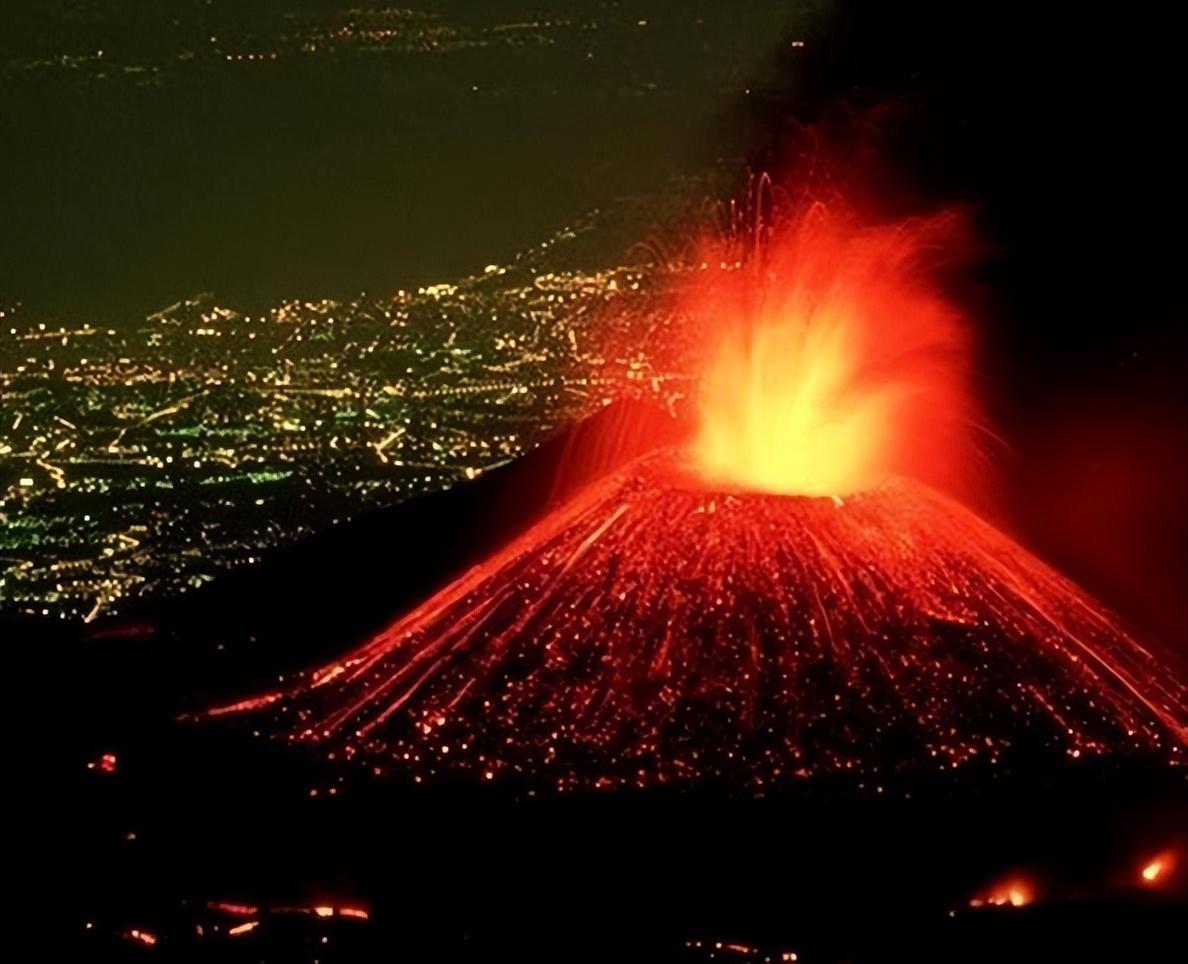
left=215, top=201, right=1187, bottom=789
left=692, top=201, right=975, bottom=498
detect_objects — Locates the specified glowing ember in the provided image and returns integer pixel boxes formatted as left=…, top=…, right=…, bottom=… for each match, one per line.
left=969, top=875, right=1035, bottom=908
left=87, top=752, right=118, bottom=774
left=207, top=901, right=258, bottom=917
left=211, top=193, right=1185, bottom=788
left=686, top=938, right=798, bottom=961
left=691, top=204, right=974, bottom=497
left=227, top=921, right=258, bottom=937
left=1139, top=849, right=1178, bottom=885
left=218, top=450, right=1186, bottom=788
left=126, top=928, right=157, bottom=946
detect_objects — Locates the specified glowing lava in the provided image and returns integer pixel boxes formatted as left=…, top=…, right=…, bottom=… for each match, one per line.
left=1139, top=849, right=1178, bottom=886
left=691, top=202, right=975, bottom=497
left=219, top=451, right=1185, bottom=788
left=969, top=875, right=1036, bottom=909
left=213, top=199, right=1185, bottom=788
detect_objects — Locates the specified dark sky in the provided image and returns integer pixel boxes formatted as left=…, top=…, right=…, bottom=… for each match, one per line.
left=0, top=1, right=803, bottom=318
left=794, top=2, right=1188, bottom=649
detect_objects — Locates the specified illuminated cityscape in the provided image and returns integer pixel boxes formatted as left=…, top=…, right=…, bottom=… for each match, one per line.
left=0, top=235, right=695, bottom=621
left=4, top=4, right=769, bottom=82
left=3, top=1, right=781, bottom=626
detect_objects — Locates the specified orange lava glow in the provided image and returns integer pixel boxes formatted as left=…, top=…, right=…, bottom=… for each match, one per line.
left=969, top=875, right=1035, bottom=908
left=207, top=901, right=258, bottom=917
left=691, top=203, right=973, bottom=497
left=216, top=449, right=1186, bottom=787
left=210, top=182, right=1187, bottom=790
left=227, top=921, right=259, bottom=937
left=1139, top=849, right=1178, bottom=885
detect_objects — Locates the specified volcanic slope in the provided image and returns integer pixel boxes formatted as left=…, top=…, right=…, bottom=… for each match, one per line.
left=222, top=450, right=1187, bottom=788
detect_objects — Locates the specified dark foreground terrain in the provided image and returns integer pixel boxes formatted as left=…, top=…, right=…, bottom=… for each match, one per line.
left=38, top=690, right=1188, bottom=962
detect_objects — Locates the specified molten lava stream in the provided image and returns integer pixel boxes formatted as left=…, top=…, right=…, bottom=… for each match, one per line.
left=217, top=449, right=1185, bottom=789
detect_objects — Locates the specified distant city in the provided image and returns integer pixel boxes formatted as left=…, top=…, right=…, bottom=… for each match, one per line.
left=6, top=8, right=596, bottom=83
left=1, top=0, right=789, bottom=620
left=3, top=3, right=788, bottom=91
left=0, top=223, right=697, bottom=621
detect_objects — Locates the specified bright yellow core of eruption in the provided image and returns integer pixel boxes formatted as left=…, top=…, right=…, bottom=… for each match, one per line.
left=696, top=310, right=899, bottom=497
left=691, top=209, right=971, bottom=498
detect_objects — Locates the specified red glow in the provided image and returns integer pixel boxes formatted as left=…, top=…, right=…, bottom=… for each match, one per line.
left=227, top=921, right=258, bottom=937
left=207, top=901, right=258, bottom=917
left=126, top=928, right=157, bottom=946
left=268, top=902, right=371, bottom=920
left=1139, top=849, right=1178, bottom=886
left=87, top=752, right=118, bottom=774
left=211, top=182, right=1186, bottom=788
left=689, top=202, right=974, bottom=497
left=969, top=875, right=1035, bottom=908
left=217, top=449, right=1186, bottom=787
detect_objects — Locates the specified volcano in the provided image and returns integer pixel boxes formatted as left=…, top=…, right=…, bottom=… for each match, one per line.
left=220, top=448, right=1186, bottom=789
left=216, top=202, right=1186, bottom=789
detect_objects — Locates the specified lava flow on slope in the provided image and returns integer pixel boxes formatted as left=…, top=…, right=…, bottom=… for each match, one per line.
left=215, top=194, right=1187, bottom=788
left=219, top=449, right=1185, bottom=788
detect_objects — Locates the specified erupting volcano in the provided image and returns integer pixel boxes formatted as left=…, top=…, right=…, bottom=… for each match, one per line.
left=216, top=199, right=1187, bottom=788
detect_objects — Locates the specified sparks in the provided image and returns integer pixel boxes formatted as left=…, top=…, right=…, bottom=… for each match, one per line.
left=227, top=920, right=259, bottom=937
left=691, top=202, right=974, bottom=498
left=216, top=450, right=1186, bottom=788
left=210, top=188, right=1186, bottom=790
